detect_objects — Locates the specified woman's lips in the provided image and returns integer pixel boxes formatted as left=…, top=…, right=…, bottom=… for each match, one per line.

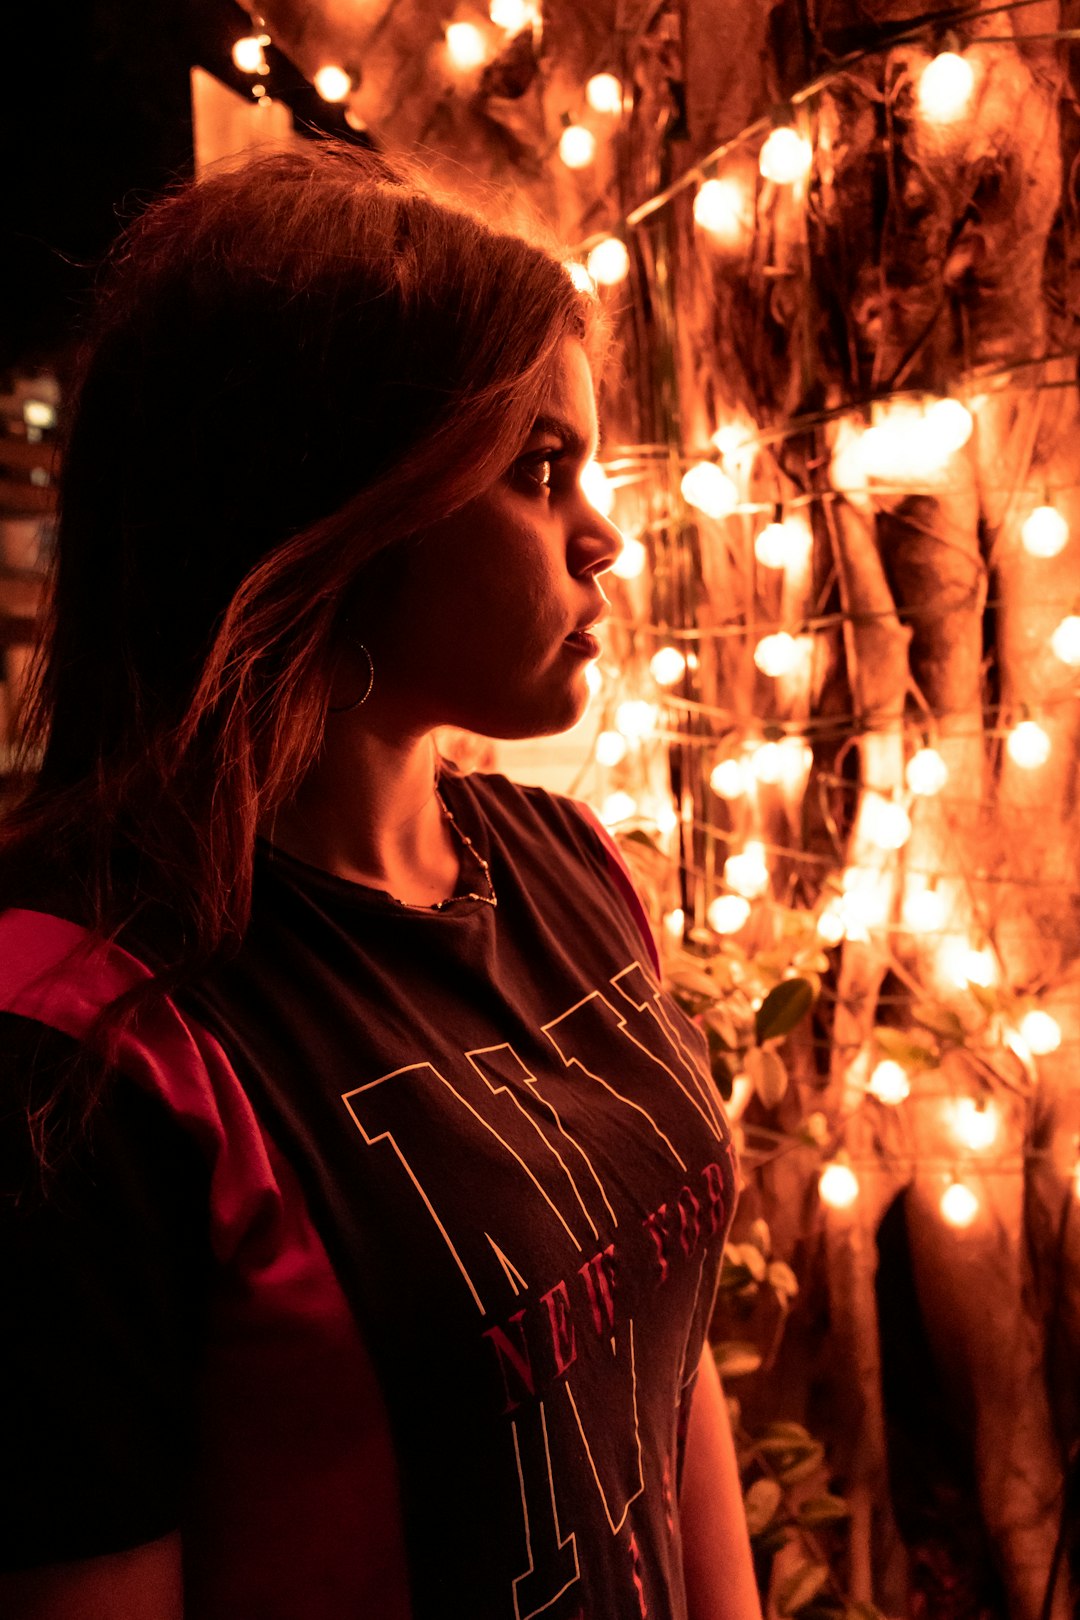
left=564, top=629, right=601, bottom=658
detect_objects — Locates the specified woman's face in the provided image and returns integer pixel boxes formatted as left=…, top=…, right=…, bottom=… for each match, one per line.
left=361, top=336, right=624, bottom=741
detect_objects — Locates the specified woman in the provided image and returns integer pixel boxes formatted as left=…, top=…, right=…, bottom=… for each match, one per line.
left=0, top=145, right=760, bottom=1619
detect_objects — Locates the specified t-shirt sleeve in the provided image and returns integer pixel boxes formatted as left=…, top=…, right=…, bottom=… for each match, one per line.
left=0, top=1010, right=212, bottom=1569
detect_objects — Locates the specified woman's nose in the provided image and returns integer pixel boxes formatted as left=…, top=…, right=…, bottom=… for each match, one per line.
left=575, top=504, right=625, bottom=576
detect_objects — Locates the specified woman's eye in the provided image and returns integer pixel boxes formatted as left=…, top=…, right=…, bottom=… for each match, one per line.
left=516, top=453, right=558, bottom=491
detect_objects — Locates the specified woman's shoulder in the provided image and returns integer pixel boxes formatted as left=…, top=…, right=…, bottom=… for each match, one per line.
left=448, top=764, right=604, bottom=850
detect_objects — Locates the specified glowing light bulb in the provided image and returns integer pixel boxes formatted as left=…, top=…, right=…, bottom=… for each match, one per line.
left=712, top=421, right=752, bottom=459
left=681, top=462, right=739, bottom=519
left=1018, top=1009, right=1061, bottom=1055
left=614, top=700, right=658, bottom=740
left=314, top=64, right=352, bottom=101
left=819, top=1160, right=859, bottom=1209
left=710, top=758, right=748, bottom=799
left=918, top=52, right=976, bottom=123
left=1021, top=505, right=1068, bottom=559
left=925, top=397, right=973, bottom=452
left=940, top=939, right=996, bottom=989
left=650, top=646, right=687, bottom=686
left=595, top=729, right=628, bottom=767
left=902, top=886, right=947, bottom=934
left=708, top=894, right=752, bottom=934
left=610, top=534, right=646, bottom=579
left=817, top=901, right=846, bottom=946
left=868, top=1060, right=911, bottom=1105
left=837, top=868, right=891, bottom=936
left=559, top=125, right=597, bottom=169
left=233, top=34, right=269, bottom=72
left=1007, top=719, right=1051, bottom=769
left=1050, top=616, right=1080, bottom=665
left=23, top=400, right=56, bottom=429
left=831, top=421, right=868, bottom=491
left=951, top=1096, right=999, bottom=1151
left=663, top=908, right=685, bottom=939
left=446, top=22, right=487, bottom=68
left=940, top=1179, right=979, bottom=1227
left=759, top=126, right=812, bottom=184
left=584, top=663, right=602, bottom=696
left=750, top=737, right=812, bottom=788
left=860, top=793, right=911, bottom=851
left=693, top=178, right=749, bottom=242
left=490, top=0, right=531, bottom=29
left=586, top=237, right=630, bottom=286
left=723, top=841, right=769, bottom=899
left=601, top=791, right=638, bottom=826
left=753, top=632, right=799, bottom=678
left=565, top=260, right=596, bottom=296
left=754, top=516, right=812, bottom=569
left=586, top=72, right=622, bottom=114
left=580, top=459, right=614, bottom=516
left=906, top=746, right=948, bottom=796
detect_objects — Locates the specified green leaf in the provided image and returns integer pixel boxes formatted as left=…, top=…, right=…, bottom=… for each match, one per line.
left=912, top=1002, right=967, bottom=1042
left=670, top=966, right=722, bottom=1004
left=747, top=1217, right=772, bottom=1256
left=713, top=1340, right=763, bottom=1377
left=758, top=1420, right=815, bottom=1447
left=873, top=1027, right=938, bottom=1069
left=753, top=1523, right=795, bottom=1556
left=767, top=1260, right=799, bottom=1300
left=756, top=977, right=815, bottom=1043
left=745, top=1044, right=788, bottom=1108
left=734, top=1242, right=767, bottom=1281
left=796, top=1493, right=850, bottom=1526
left=777, top=1442, right=825, bottom=1482
left=777, top=1562, right=830, bottom=1616
left=744, top=1476, right=783, bottom=1535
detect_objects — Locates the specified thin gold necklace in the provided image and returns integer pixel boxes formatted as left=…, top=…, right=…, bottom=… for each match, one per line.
left=431, top=787, right=497, bottom=910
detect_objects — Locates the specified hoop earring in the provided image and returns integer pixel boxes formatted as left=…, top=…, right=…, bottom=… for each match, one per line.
left=328, top=640, right=375, bottom=714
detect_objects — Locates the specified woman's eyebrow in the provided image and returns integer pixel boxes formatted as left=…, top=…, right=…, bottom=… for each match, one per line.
left=528, top=413, right=598, bottom=461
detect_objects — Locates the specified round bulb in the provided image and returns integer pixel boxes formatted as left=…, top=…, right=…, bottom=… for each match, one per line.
left=906, top=746, right=948, bottom=796
left=314, top=64, right=352, bottom=101
left=708, top=894, right=752, bottom=934
left=1007, top=719, right=1051, bottom=769
left=610, top=534, right=646, bottom=579
left=681, top=461, right=738, bottom=519
left=918, top=52, right=976, bottom=123
left=724, top=841, right=769, bottom=899
left=650, top=646, right=687, bottom=686
left=869, top=1060, right=911, bottom=1105
left=586, top=237, right=630, bottom=286
left=693, top=178, right=748, bottom=242
left=565, top=260, right=596, bottom=296
left=232, top=35, right=267, bottom=73
left=817, top=902, right=846, bottom=946
left=490, top=0, right=531, bottom=29
left=861, top=793, right=911, bottom=851
left=586, top=72, right=622, bottom=115
left=753, top=631, right=799, bottom=678
left=754, top=516, right=811, bottom=569
left=559, top=125, right=597, bottom=170
left=579, top=459, right=614, bottom=516
left=750, top=741, right=784, bottom=785
left=23, top=400, right=56, bottom=429
left=446, top=22, right=487, bottom=69
left=1051, top=615, right=1080, bottom=666
left=601, top=791, right=638, bottom=826
left=1018, top=1009, right=1061, bottom=1055
left=951, top=1097, right=999, bottom=1151
left=712, top=421, right=752, bottom=459
left=710, top=758, right=747, bottom=799
left=831, top=421, right=868, bottom=491
left=1021, top=505, right=1069, bottom=559
left=925, top=397, right=973, bottom=452
left=595, top=729, right=627, bottom=767
left=902, top=886, right=947, bottom=934
left=819, top=1161, right=859, bottom=1210
left=941, top=1180, right=979, bottom=1227
left=663, top=907, right=685, bottom=939
left=759, top=126, right=812, bottom=184
left=614, top=700, right=658, bottom=740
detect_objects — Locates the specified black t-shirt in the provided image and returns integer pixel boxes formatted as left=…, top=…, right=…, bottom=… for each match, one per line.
left=0, top=769, right=737, bottom=1618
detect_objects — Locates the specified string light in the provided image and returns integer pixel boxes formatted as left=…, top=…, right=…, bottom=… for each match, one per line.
left=724, top=840, right=770, bottom=899
left=712, top=421, right=753, bottom=460
left=917, top=50, right=976, bottom=123
left=1006, top=718, right=1051, bottom=769
left=585, top=72, right=622, bottom=114
left=753, top=631, right=800, bottom=678
left=1020, top=504, right=1068, bottom=558
left=859, top=793, right=912, bottom=851
left=615, top=699, right=659, bottom=739
left=233, top=34, right=270, bottom=73
left=445, top=23, right=488, bottom=69
left=906, top=746, right=948, bottom=796
left=584, top=663, right=602, bottom=697
left=837, top=868, right=891, bottom=936
left=758, top=127, right=812, bottom=185
left=816, top=901, right=846, bottom=946
left=859, top=397, right=971, bottom=481
left=650, top=646, right=687, bottom=686
left=681, top=461, right=739, bottom=518
left=819, top=1159, right=860, bottom=1210
left=708, top=894, right=752, bottom=933
left=601, top=791, right=638, bottom=825
left=1017, top=1008, right=1061, bottom=1055
left=610, top=534, right=646, bottom=579
left=951, top=1097, right=999, bottom=1151
left=902, top=884, right=947, bottom=934
left=754, top=514, right=812, bottom=569
left=490, top=0, right=532, bottom=29
left=663, top=907, right=685, bottom=939
left=586, top=237, right=630, bottom=286
left=595, top=729, right=628, bottom=767
left=1050, top=615, right=1080, bottom=665
left=750, top=737, right=813, bottom=788
left=868, top=1060, right=911, bottom=1105
left=693, top=178, right=750, bottom=243
left=940, top=1179, right=980, bottom=1227
left=940, top=939, right=997, bottom=989
left=710, top=758, right=749, bottom=799
left=580, top=459, right=614, bottom=515
left=559, top=125, right=597, bottom=169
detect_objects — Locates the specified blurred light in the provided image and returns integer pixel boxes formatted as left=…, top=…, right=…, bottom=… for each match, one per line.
left=446, top=22, right=488, bottom=69
left=1018, top=1009, right=1061, bottom=1055
left=710, top=758, right=748, bottom=799
left=650, top=646, right=687, bottom=686
left=314, top=64, right=352, bottom=101
left=601, top=791, right=638, bottom=825
left=1050, top=615, right=1080, bottom=665
left=831, top=420, right=868, bottom=491
left=754, top=516, right=812, bottom=569
left=751, top=736, right=812, bottom=788
left=610, top=534, right=646, bottom=579
left=712, top=421, right=753, bottom=459
left=490, top=0, right=531, bottom=29
left=708, top=894, right=752, bottom=934
left=584, top=662, right=602, bottom=696
left=565, top=260, right=596, bottom=295
left=344, top=106, right=367, bottom=131
left=753, top=631, right=799, bottom=677
left=1007, top=719, right=1051, bottom=769
left=951, top=1096, right=999, bottom=1150
left=918, top=51, right=976, bottom=123
left=595, top=729, right=628, bottom=767
left=615, top=700, right=658, bottom=739
left=838, top=867, right=891, bottom=935
left=586, top=72, right=622, bottom=114
left=586, top=237, right=630, bottom=286
left=233, top=34, right=269, bottom=72
left=724, top=840, right=770, bottom=899
left=906, top=746, right=948, bottom=796
left=654, top=801, right=679, bottom=837
left=868, top=1060, right=911, bottom=1105
left=940, top=939, right=996, bottom=989
left=681, top=461, right=739, bottom=519
left=819, top=1160, right=859, bottom=1209
left=580, top=459, right=614, bottom=515
left=860, top=793, right=912, bottom=851
left=693, top=177, right=749, bottom=242
left=925, top=397, right=973, bottom=452
left=23, top=400, right=56, bottom=430
left=663, top=907, right=685, bottom=939
left=759, top=126, right=812, bottom=184
left=559, top=125, right=597, bottom=169
left=940, top=1179, right=979, bottom=1227
left=860, top=397, right=970, bottom=481
left=817, top=901, right=846, bottom=946
left=1021, top=505, right=1068, bottom=559
left=902, top=885, right=947, bottom=934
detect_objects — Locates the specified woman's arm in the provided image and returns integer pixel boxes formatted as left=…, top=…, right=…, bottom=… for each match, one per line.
left=0, top=1532, right=183, bottom=1620
left=680, top=1345, right=763, bottom=1620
